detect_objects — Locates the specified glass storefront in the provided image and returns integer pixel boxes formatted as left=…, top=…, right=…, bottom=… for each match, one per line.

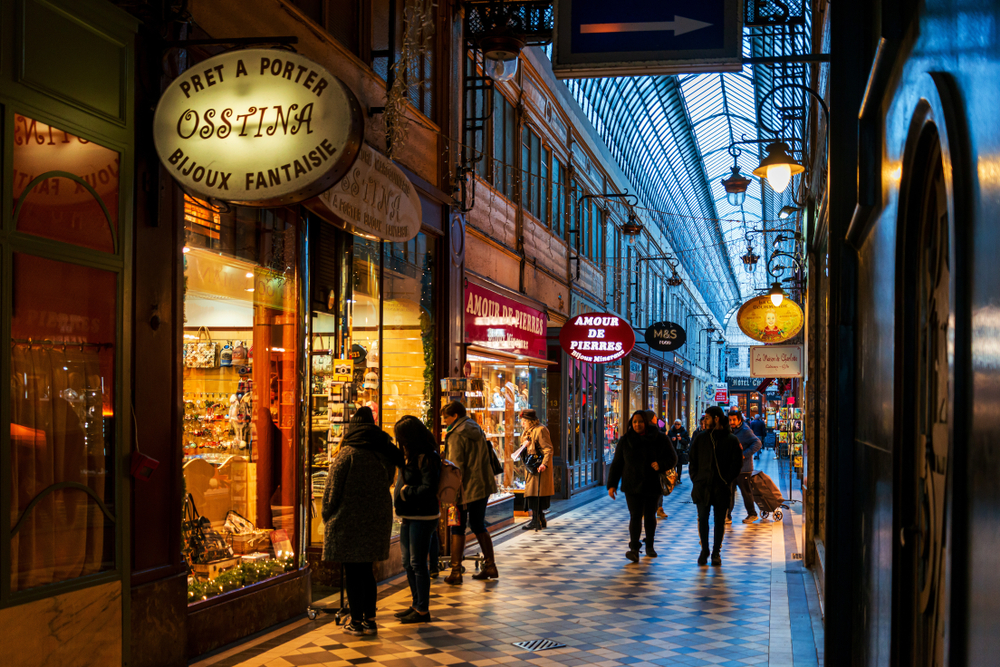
left=306, top=230, right=438, bottom=551
left=181, top=197, right=302, bottom=600
left=647, top=365, right=659, bottom=416
left=628, top=359, right=643, bottom=417
left=603, top=362, right=622, bottom=462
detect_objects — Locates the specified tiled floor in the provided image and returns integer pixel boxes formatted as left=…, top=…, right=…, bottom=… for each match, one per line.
left=193, top=456, right=821, bottom=667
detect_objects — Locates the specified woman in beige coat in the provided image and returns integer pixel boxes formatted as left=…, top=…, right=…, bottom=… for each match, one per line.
left=520, top=409, right=554, bottom=531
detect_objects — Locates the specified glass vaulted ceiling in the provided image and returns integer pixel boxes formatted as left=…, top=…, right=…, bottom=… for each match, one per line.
left=560, top=15, right=814, bottom=322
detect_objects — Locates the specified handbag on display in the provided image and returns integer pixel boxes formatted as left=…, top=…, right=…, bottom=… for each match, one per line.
left=184, top=326, right=218, bottom=368
left=182, top=494, right=234, bottom=566
left=219, top=343, right=234, bottom=367
left=659, top=469, right=679, bottom=496
left=231, top=341, right=248, bottom=365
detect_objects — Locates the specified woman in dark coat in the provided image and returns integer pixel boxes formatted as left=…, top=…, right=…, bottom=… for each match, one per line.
left=391, top=416, right=440, bottom=624
left=520, top=409, right=554, bottom=531
left=607, top=411, right=677, bottom=562
left=322, top=407, right=402, bottom=636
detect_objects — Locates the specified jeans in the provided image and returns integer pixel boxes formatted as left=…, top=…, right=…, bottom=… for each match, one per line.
left=429, top=529, right=440, bottom=573
left=399, top=518, right=437, bottom=613
left=450, top=496, right=489, bottom=535
left=697, top=495, right=729, bottom=554
left=624, top=493, right=659, bottom=550
left=729, top=472, right=756, bottom=518
left=342, top=562, right=376, bottom=624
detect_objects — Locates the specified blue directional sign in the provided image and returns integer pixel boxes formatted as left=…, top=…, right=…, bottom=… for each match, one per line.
left=552, top=0, right=743, bottom=79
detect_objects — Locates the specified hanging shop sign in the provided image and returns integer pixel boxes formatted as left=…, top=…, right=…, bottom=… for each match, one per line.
left=643, top=320, right=686, bottom=352
left=552, top=0, right=743, bottom=79
left=749, top=345, right=803, bottom=378
left=465, top=283, right=548, bottom=359
left=736, top=295, right=805, bottom=343
left=559, top=312, right=635, bottom=364
left=714, top=382, right=729, bottom=403
left=309, top=143, right=422, bottom=243
left=153, top=48, right=364, bottom=207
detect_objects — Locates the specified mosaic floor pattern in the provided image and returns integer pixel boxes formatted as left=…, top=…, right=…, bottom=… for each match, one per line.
left=195, top=457, right=819, bottom=667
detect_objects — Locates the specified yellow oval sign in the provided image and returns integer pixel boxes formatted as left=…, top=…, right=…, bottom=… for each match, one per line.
left=736, top=295, right=804, bottom=344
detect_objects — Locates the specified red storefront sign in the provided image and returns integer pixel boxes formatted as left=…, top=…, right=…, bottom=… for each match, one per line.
left=464, top=283, right=547, bottom=359
left=559, top=312, right=635, bottom=364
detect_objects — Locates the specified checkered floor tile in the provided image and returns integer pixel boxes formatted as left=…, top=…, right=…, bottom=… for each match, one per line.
left=195, top=457, right=817, bottom=667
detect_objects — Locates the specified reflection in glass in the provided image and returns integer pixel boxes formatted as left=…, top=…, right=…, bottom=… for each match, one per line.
left=12, top=114, right=119, bottom=252
left=10, top=253, right=117, bottom=591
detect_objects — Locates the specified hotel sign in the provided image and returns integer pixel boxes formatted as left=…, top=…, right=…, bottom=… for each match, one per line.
left=559, top=312, right=635, bottom=364
left=465, top=283, right=548, bottom=359
left=153, top=49, right=364, bottom=206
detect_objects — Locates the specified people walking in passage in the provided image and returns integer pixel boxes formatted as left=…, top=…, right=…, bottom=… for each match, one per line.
left=667, top=418, right=690, bottom=481
left=607, top=411, right=677, bottom=562
left=688, top=405, right=743, bottom=566
left=641, top=410, right=671, bottom=520
left=322, top=407, right=403, bottom=636
left=728, top=409, right=763, bottom=524
left=391, top=416, right=441, bottom=624
left=520, top=409, right=553, bottom=531
left=442, top=401, right=499, bottom=584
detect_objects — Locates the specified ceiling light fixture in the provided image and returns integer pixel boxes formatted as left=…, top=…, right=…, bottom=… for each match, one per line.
left=721, top=165, right=752, bottom=207
left=741, top=245, right=760, bottom=274
left=753, top=142, right=804, bottom=194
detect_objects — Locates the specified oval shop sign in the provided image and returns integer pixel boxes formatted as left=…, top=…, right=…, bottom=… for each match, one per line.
left=153, top=49, right=364, bottom=207
left=644, top=321, right=687, bottom=352
left=559, top=312, right=635, bottom=364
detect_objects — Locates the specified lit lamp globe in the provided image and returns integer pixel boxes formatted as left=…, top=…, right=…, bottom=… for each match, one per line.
left=753, top=142, right=804, bottom=194
left=481, top=34, right=525, bottom=83
left=768, top=281, right=786, bottom=307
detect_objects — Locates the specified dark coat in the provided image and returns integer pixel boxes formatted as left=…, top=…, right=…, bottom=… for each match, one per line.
left=667, top=426, right=690, bottom=451
left=322, top=424, right=402, bottom=563
left=523, top=424, right=554, bottom=497
left=688, top=429, right=744, bottom=506
left=733, top=422, right=763, bottom=473
left=445, top=416, right=498, bottom=505
left=393, top=450, right=441, bottom=518
left=749, top=418, right=767, bottom=440
left=607, top=428, right=677, bottom=497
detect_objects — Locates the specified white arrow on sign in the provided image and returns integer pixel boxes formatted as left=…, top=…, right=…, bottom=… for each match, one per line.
left=580, top=16, right=714, bottom=36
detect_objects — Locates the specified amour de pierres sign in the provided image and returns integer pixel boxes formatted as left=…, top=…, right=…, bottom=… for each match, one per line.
left=560, top=312, right=635, bottom=364
left=153, top=49, right=364, bottom=207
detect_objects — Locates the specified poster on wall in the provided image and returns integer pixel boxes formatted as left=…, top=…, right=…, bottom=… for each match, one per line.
left=714, top=382, right=729, bottom=403
left=736, top=295, right=805, bottom=343
left=153, top=49, right=364, bottom=207
left=559, top=312, right=635, bottom=364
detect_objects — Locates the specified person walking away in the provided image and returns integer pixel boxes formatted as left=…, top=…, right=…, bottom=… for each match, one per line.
left=391, top=416, right=441, bottom=624
left=667, top=419, right=690, bottom=481
left=322, top=407, right=403, bottom=636
left=728, top=409, right=763, bottom=523
left=748, top=412, right=767, bottom=459
left=607, top=411, right=676, bottom=562
left=520, top=409, right=553, bottom=531
left=442, top=401, right=499, bottom=583
left=688, top=406, right=743, bottom=566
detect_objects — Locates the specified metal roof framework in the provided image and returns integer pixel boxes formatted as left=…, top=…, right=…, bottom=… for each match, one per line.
left=561, top=14, right=814, bottom=322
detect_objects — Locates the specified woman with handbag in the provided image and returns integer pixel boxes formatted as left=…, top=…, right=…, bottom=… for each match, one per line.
left=520, top=409, right=553, bottom=531
left=391, top=416, right=441, bottom=624
left=606, top=411, right=677, bottom=562
left=322, top=407, right=403, bottom=636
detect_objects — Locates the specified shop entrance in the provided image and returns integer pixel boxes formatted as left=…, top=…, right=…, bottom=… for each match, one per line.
left=895, top=125, right=952, bottom=667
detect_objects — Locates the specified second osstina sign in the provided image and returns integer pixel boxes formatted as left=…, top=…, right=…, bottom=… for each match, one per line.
left=153, top=49, right=364, bottom=206
left=560, top=313, right=635, bottom=364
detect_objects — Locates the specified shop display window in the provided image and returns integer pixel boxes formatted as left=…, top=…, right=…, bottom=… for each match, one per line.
left=181, top=197, right=301, bottom=602
left=628, top=359, right=643, bottom=417
left=647, top=366, right=659, bottom=416
left=604, top=363, right=622, bottom=462
left=450, top=356, right=546, bottom=500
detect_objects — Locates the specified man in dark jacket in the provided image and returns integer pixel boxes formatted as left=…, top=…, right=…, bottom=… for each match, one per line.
left=728, top=409, right=763, bottom=523
left=749, top=412, right=767, bottom=459
left=688, top=406, right=743, bottom=566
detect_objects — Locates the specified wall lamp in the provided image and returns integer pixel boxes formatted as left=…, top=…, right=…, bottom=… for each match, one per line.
left=570, top=191, right=638, bottom=279
left=720, top=145, right=752, bottom=206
